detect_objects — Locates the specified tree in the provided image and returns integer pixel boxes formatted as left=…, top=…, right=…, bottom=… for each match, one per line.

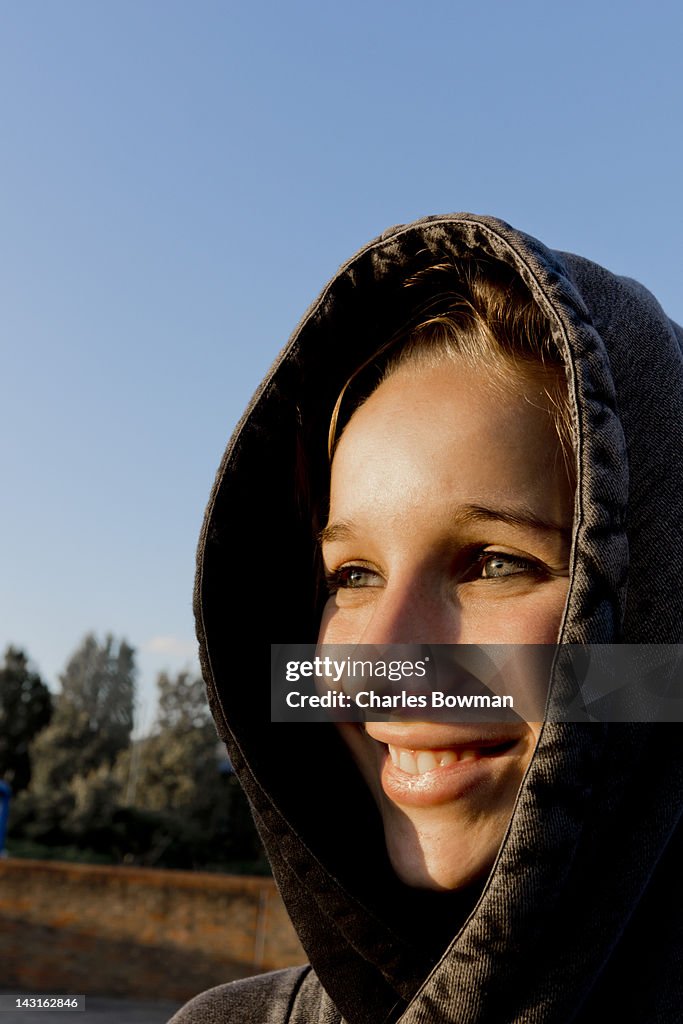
left=113, top=669, right=265, bottom=867
left=0, top=647, right=53, bottom=791
left=116, top=669, right=216, bottom=814
left=59, top=633, right=135, bottom=756
left=30, top=633, right=136, bottom=792
left=10, top=659, right=266, bottom=871
left=156, top=670, right=213, bottom=732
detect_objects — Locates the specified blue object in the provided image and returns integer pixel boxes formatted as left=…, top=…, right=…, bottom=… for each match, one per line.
left=0, top=780, right=11, bottom=856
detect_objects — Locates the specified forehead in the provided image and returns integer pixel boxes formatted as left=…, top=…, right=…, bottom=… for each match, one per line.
left=329, top=359, right=573, bottom=527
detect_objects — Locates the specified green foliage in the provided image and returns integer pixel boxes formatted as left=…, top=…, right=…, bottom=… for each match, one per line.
left=64, top=763, right=122, bottom=838
left=58, top=632, right=136, bottom=756
left=111, top=669, right=266, bottom=868
left=8, top=658, right=268, bottom=874
left=5, top=837, right=116, bottom=865
left=156, top=670, right=212, bottom=732
left=30, top=633, right=136, bottom=792
left=10, top=784, right=76, bottom=846
left=0, top=646, right=53, bottom=792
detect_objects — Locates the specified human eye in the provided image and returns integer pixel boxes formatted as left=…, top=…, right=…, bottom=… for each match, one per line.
left=475, top=550, right=542, bottom=580
left=325, top=564, right=383, bottom=593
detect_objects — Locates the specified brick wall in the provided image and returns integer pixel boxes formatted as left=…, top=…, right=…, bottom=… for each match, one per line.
left=0, top=858, right=305, bottom=1003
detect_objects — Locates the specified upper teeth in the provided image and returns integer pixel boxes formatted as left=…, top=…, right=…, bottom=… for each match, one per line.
left=387, top=745, right=477, bottom=776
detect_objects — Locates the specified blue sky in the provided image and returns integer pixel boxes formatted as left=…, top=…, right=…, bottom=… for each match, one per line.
left=1, top=1, right=681, bottom=722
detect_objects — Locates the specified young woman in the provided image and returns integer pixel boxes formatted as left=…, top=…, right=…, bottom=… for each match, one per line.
left=172, top=214, right=683, bottom=1023
left=317, top=257, right=574, bottom=894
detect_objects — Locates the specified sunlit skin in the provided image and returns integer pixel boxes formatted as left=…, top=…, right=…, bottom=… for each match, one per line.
left=318, top=358, right=574, bottom=890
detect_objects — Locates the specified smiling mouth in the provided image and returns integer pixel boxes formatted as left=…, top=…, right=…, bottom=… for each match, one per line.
left=386, top=740, right=520, bottom=776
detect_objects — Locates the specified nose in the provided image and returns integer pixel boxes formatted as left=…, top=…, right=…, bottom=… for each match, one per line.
left=358, top=576, right=459, bottom=646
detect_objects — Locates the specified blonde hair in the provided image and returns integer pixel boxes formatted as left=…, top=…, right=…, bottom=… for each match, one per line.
left=328, top=257, right=574, bottom=475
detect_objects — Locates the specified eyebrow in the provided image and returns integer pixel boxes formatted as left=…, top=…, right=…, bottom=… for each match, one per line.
left=319, top=504, right=571, bottom=546
left=455, top=503, right=572, bottom=536
left=319, top=521, right=356, bottom=545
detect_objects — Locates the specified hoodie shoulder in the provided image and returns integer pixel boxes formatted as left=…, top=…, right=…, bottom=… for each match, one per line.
left=167, top=967, right=323, bottom=1024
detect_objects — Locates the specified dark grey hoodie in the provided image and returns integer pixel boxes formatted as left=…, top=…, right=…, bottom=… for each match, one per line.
left=170, top=214, right=683, bottom=1024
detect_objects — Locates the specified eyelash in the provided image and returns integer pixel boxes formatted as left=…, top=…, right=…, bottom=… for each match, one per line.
left=324, top=551, right=544, bottom=593
left=473, top=551, right=541, bottom=581
left=325, top=565, right=380, bottom=592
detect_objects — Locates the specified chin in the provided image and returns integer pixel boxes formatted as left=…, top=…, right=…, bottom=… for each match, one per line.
left=379, top=804, right=505, bottom=891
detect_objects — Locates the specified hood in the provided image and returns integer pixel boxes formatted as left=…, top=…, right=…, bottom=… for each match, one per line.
left=194, top=214, right=683, bottom=1023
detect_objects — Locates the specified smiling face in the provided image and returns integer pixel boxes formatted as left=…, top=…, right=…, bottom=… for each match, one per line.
left=318, top=357, right=574, bottom=890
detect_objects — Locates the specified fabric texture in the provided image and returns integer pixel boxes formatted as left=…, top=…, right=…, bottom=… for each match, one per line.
left=173, top=214, right=683, bottom=1023
left=169, top=968, right=344, bottom=1024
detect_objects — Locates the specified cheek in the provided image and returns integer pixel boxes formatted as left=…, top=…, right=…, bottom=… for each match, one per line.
left=318, top=595, right=374, bottom=645
left=466, top=583, right=569, bottom=645
left=318, top=598, right=348, bottom=644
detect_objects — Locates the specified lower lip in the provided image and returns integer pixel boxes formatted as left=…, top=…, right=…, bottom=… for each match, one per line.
left=379, top=745, right=520, bottom=808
